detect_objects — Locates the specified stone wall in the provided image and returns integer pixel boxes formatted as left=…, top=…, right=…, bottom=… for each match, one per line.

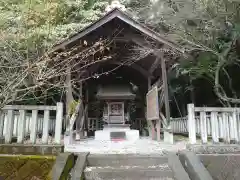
left=199, top=154, right=240, bottom=180
left=0, top=144, right=63, bottom=155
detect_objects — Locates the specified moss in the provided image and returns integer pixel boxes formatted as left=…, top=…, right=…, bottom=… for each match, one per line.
left=0, top=155, right=56, bottom=180
left=68, top=100, right=80, bottom=116
left=59, top=153, right=75, bottom=180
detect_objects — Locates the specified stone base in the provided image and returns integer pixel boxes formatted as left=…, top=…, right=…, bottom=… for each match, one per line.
left=95, top=127, right=139, bottom=141
left=164, top=131, right=174, bottom=144
left=0, top=144, right=63, bottom=155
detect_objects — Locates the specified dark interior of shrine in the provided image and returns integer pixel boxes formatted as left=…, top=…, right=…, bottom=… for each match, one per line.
left=85, top=62, right=148, bottom=133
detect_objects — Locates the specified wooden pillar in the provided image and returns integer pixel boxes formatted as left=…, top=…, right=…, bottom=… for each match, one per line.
left=147, top=77, right=156, bottom=140
left=160, top=54, right=171, bottom=126
left=85, top=84, right=89, bottom=137
left=76, top=82, right=83, bottom=140
left=156, top=120, right=161, bottom=141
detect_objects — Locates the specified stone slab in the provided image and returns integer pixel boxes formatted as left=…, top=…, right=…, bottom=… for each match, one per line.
left=0, top=144, right=63, bottom=155
left=87, top=154, right=168, bottom=167
left=168, top=153, right=190, bottom=180
left=84, top=166, right=174, bottom=180
left=187, top=144, right=240, bottom=154
left=179, top=151, right=213, bottom=180
left=164, top=131, right=174, bottom=144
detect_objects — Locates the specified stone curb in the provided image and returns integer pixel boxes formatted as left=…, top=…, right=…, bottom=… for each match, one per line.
left=52, top=152, right=75, bottom=180
left=168, top=153, right=190, bottom=180
left=179, top=150, right=213, bottom=180
left=71, top=152, right=90, bottom=180
left=0, top=144, right=63, bottom=155
left=187, top=144, right=240, bottom=154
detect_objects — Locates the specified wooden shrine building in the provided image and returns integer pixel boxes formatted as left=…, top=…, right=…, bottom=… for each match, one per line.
left=52, top=8, right=183, bottom=141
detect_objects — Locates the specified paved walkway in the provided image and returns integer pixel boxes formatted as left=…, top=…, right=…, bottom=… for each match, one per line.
left=64, top=137, right=188, bottom=154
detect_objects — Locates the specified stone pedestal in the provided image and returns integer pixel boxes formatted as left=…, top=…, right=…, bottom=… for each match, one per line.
left=164, top=131, right=174, bottom=144
left=95, top=124, right=139, bottom=141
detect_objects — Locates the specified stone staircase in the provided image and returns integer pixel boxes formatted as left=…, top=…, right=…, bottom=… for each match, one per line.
left=83, top=154, right=174, bottom=180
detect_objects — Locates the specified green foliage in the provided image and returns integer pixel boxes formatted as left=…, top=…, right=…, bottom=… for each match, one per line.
left=0, top=0, right=109, bottom=52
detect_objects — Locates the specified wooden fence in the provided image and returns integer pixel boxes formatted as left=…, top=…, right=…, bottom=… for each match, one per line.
left=171, top=116, right=188, bottom=134
left=171, top=104, right=240, bottom=144
left=0, top=103, right=63, bottom=144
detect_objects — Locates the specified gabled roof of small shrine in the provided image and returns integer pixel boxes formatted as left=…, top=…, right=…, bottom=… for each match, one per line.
left=96, top=85, right=136, bottom=100
left=52, top=8, right=182, bottom=53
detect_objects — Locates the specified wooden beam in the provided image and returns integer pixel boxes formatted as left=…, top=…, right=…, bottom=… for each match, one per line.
left=111, top=61, right=152, bottom=79
left=125, top=34, right=155, bottom=51
left=160, top=53, right=171, bottom=127
left=149, top=57, right=161, bottom=74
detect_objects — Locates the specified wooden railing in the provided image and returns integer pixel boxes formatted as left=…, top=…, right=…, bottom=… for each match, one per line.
left=188, top=104, right=240, bottom=144
left=171, top=116, right=188, bottom=134
left=170, top=104, right=240, bottom=144
left=0, top=103, right=63, bottom=144
left=1, top=111, right=56, bottom=137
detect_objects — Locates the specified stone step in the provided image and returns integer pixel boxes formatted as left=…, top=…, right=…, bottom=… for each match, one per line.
left=87, top=154, right=168, bottom=167
left=84, top=165, right=174, bottom=180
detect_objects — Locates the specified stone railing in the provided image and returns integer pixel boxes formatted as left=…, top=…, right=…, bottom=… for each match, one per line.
left=0, top=103, right=63, bottom=144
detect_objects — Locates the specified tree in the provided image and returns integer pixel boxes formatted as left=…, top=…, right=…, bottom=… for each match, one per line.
left=126, top=0, right=240, bottom=106
left=0, top=0, right=112, bottom=109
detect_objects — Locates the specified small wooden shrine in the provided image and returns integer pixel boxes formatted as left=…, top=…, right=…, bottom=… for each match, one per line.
left=52, top=7, right=182, bottom=142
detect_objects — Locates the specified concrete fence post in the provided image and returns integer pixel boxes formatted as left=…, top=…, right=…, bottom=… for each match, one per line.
left=5, top=109, right=14, bottom=143
left=55, top=102, right=63, bottom=144
left=188, top=104, right=196, bottom=144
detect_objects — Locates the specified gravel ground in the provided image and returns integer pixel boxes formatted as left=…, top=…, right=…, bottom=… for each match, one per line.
left=64, top=137, right=188, bottom=154
left=23, top=135, right=65, bottom=145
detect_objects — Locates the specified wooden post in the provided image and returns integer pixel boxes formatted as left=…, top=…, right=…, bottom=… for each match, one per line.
left=5, top=110, right=14, bottom=143
left=0, top=111, right=4, bottom=137
left=17, top=110, right=26, bottom=143
left=160, top=54, right=174, bottom=143
left=200, top=111, right=207, bottom=144
left=55, top=102, right=63, bottom=144
left=156, top=120, right=161, bottom=141
left=30, top=110, right=38, bottom=144
left=147, top=77, right=155, bottom=139
left=85, top=84, right=88, bottom=137
left=42, top=110, right=50, bottom=144
left=187, top=104, right=196, bottom=144
left=13, top=113, right=18, bottom=137
left=160, top=55, right=171, bottom=126
left=218, top=114, right=224, bottom=140
left=232, top=109, right=239, bottom=142
left=222, top=112, right=230, bottom=143
left=210, top=112, right=219, bottom=143
left=229, top=112, right=235, bottom=142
